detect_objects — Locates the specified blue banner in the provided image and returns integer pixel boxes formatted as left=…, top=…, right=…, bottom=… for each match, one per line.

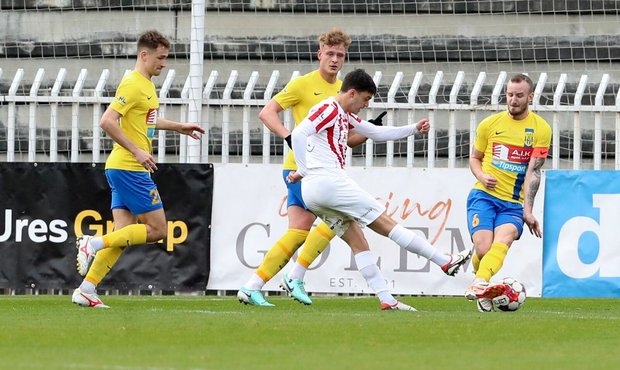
left=543, top=170, right=620, bottom=297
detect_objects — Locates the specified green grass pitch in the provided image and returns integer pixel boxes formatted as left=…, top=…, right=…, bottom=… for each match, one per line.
left=0, top=295, right=617, bottom=370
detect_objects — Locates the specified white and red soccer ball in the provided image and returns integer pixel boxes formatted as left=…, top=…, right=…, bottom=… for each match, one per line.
left=492, top=277, right=527, bottom=311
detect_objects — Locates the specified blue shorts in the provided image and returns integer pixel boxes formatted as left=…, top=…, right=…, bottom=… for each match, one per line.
left=105, top=169, right=164, bottom=215
left=283, top=170, right=308, bottom=209
left=466, top=189, right=523, bottom=239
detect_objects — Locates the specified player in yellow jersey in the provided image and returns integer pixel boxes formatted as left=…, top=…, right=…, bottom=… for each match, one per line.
left=464, top=74, right=552, bottom=312
left=71, top=30, right=205, bottom=308
left=238, top=28, right=405, bottom=308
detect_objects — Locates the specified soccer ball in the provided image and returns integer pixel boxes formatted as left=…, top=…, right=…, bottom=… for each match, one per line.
left=492, top=277, right=526, bottom=311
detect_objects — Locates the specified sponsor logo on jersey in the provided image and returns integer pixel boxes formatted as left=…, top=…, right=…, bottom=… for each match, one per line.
left=492, top=143, right=532, bottom=163
left=146, top=108, right=158, bottom=124
left=491, top=142, right=531, bottom=173
left=146, top=108, right=158, bottom=138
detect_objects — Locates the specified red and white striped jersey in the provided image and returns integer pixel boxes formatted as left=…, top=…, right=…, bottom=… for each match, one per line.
left=292, top=97, right=418, bottom=177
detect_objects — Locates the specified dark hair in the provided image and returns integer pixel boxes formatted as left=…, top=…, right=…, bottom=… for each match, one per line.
left=341, top=69, right=376, bottom=95
left=510, top=73, right=534, bottom=93
left=137, top=30, right=171, bottom=51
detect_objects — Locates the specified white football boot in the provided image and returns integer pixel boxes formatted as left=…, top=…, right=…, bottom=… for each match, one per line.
left=72, top=288, right=110, bottom=309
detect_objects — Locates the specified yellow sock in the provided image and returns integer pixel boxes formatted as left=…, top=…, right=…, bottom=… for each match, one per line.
left=101, top=224, right=147, bottom=249
left=297, top=222, right=335, bottom=268
left=85, top=247, right=125, bottom=286
left=476, top=242, right=509, bottom=281
left=472, top=251, right=481, bottom=273
left=256, top=229, right=309, bottom=282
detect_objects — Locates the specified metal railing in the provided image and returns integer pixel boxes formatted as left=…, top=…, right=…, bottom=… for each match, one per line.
left=1, top=67, right=619, bottom=170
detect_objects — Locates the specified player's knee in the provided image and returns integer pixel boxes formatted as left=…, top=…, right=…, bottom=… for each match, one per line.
left=146, top=223, right=167, bottom=242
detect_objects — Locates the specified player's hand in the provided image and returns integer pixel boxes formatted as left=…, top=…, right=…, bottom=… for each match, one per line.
left=416, top=118, right=430, bottom=134
left=368, top=111, right=387, bottom=126
left=284, top=134, right=292, bottom=149
left=179, top=123, right=205, bottom=140
left=479, top=173, right=497, bottom=190
left=524, top=213, right=542, bottom=238
left=135, top=150, right=158, bottom=173
left=286, top=171, right=302, bottom=183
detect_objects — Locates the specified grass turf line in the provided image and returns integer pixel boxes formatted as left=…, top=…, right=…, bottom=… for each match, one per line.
left=0, top=295, right=617, bottom=370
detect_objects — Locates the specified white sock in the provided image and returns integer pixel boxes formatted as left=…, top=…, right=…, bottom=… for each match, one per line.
left=89, top=237, right=105, bottom=253
left=388, top=224, right=450, bottom=266
left=355, top=251, right=397, bottom=305
left=79, top=280, right=96, bottom=294
left=287, top=262, right=307, bottom=281
left=244, top=274, right=266, bottom=291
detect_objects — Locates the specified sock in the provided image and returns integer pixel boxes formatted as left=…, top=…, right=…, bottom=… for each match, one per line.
left=472, top=251, right=481, bottom=273
left=287, top=261, right=306, bottom=280
left=101, top=224, right=147, bottom=249
left=355, top=251, right=396, bottom=305
left=388, top=224, right=450, bottom=266
left=476, top=242, right=509, bottom=281
left=79, top=280, right=96, bottom=294
left=85, top=247, right=125, bottom=286
left=296, top=222, right=335, bottom=268
left=255, top=229, right=308, bottom=283
left=88, top=237, right=105, bottom=253
left=244, top=273, right=267, bottom=291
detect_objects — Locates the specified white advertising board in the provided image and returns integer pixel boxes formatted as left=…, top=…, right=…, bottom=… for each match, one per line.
left=209, top=164, right=544, bottom=297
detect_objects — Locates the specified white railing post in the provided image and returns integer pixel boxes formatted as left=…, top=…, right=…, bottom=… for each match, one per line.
left=92, top=69, right=109, bottom=163
left=262, top=70, right=279, bottom=164
left=552, top=74, right=567, bottom=170
left=491, top=71, right=507, bottom=107
left=7, top=69, right=24, bottom=162
left=385, top=72, right=402, bottom=168
left=427, top=71, right=443, bottom=169
left=221, top=70, right=238, bottom=164
left=362, top=71, right=383, bottom=167
left=179, top=75, right=191, bottom=163
left=407, top=72, right=423, bottom=168
left=573, top=75, right=588, bottom=170
left=593, top=74, right=609, bottom=170
left=187, top=0, right=205, bottom=164
left=157, top=69, right=176, bottom=164
left=448, top=71, right=464, bottom=168
left=532, top=73, right=547, bottom=109
left=28, top=68, right=45, bottom=162
left=282, top=71, right=300, bottom=160
left=49, top=68, right=66, bottom=162
left=242, top=71, right=259, bottom=165
left=469, top=72, right=486, bottom=155
left=201, top=70, right=218, bottom=164
left=616, top=88, right=620, bottom=170
left=71, top=69, right=88, bottom=163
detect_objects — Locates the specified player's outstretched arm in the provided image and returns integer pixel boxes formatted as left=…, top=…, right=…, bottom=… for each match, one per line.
left=156, top=118, right=205, bottom=140
left=347, top=111, right=387, bottom=147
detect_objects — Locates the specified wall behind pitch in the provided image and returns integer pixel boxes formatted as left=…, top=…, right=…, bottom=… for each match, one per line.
left=0, top=163, right=213, bottom=291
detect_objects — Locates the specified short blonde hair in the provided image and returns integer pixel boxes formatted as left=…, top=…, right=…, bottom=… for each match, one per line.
left=510, top=73, right=534, bottom=94
left=319, top=28, right=352, bottom=50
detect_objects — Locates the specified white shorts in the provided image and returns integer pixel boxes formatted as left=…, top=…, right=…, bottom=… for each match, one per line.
left=301, top=173, right=385, bottom=236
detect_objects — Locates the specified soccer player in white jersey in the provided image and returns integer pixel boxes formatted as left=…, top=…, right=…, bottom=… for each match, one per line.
left=287, top=69, right=472, bottom=310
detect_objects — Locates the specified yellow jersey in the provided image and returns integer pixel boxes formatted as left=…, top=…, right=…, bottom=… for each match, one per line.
left=473, top=111, right=552, bottom=203
left=105, top=71, right=159, bottom=172
left=274, top=70, right=341, bottom=170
